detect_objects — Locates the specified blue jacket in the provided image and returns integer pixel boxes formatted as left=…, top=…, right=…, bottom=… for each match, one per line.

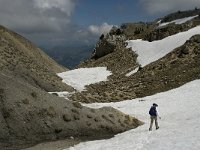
left=149, top=106, right=157, bottom=116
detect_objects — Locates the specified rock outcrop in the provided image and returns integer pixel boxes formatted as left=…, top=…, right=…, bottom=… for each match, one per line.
left=91, top=26, right=126, bottom=59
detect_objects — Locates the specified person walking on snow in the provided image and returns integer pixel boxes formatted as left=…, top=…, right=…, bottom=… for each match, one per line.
left=149, top=103, right=161, bottom=131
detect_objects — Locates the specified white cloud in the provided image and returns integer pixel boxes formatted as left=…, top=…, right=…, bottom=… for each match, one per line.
left=140, top=0, right=200, bottom=14
left=33, top=0, right=75, bottom=16
left=0, top=0, right=76, bottom=33
left=88, top=23, right=113, bottom=36
left=0, top=0, right=81, bottom=47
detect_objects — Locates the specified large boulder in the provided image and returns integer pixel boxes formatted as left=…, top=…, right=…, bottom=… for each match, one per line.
left=92, top=26, right=126, bottom=59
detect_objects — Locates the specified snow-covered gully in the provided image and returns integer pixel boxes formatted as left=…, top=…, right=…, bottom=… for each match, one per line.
left=66, top=80, right=200, bottom=150
left=126, top=25, right=200, bottom=76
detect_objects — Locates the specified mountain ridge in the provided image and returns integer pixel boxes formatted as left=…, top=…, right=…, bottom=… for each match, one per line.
left=69, top=9, right=200, bottom=103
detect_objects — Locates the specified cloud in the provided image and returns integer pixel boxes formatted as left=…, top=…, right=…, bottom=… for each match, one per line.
left=0, top=0, right=89, bottom=48
left=0, top=0, right=76, bottom=34
left=88, top=23, right=113, bottom=36
left=0, top=1, right=112, bottom=48
left=0, top=0, right=110, bottom=48
left=140, top=0, right=200, bottom=14
left=33, top=0, right=75, bottom=16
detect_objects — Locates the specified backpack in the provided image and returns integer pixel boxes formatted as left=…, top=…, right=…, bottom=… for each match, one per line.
left=149, top=106, right=157, bottom=116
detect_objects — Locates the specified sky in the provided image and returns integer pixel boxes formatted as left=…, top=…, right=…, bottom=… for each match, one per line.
left=0, top=0, right=200, bottom=48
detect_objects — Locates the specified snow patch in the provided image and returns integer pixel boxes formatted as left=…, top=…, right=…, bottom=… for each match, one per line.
left=48, top=91, right=73, bottom=99
left=127, top=26, right=200, bottom=67
left=57, top=67, right=112, bottom=91
left=158, top=15, right=198, bottom=27
left=126, top=67, right=139, bottom=77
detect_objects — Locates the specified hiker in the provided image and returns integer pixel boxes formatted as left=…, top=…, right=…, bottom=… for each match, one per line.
left=149, top=103, right=161, bottom=131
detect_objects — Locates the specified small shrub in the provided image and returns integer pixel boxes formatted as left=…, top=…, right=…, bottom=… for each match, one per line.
left=0, top=88, right=4, bottom=94
left=2, top=109, right=10, bottom=118
left=86, top=122, right=91, bottom=126
left=134, top=28, right=140, bottom=35
left=90, top=109, right=96, bottom=113
left=73, top=114, right=80, bottom=120
left=63, top=114, right=71, bottom=122
left=102, top=115, right=108, bottom=120
left=47, top=106, right=56, bottom=117
left=55, top=128, right=62, bottom=134
left=87, top=114, right=92, bottom=119
left=94, top=117, right=100, bottom=122
left=71, top=108, right=79, bottom=114
left=121, top=123, right=125, bottom=127
left=116, top=29, right=122, bottom=35
left=72, top=102, right=83, bottom=109
left=31, top=92, right=37, bottom=98
left=22, top=98, right=29, bottom=104
left=100, top=125, right=105, bottom=129
left=108, top=114, right=114, bottom=118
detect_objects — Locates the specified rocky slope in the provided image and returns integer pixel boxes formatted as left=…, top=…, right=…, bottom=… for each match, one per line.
left=0, top=25, right=143, bottom=149
left=0, top=73, right=143, bottom=150
left=69, top=9, right=200, bottom=103
left=0, top=25, right=74, bottom=92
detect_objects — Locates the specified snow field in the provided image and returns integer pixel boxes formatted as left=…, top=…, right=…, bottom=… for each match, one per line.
left=57, top=67, right=112, bottom=92
left=127, top=26, right=200, bottom=71
left=66, top=80, right=200, bottom=150
left=158, top=15, right=199, bottom=27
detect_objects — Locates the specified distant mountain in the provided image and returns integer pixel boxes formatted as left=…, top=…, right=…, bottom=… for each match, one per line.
left=43, top=45, right=93, bottom=69
left=69, top=9, right=200, bottom=103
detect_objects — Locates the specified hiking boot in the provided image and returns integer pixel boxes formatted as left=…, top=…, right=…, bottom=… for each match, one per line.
left=156, top=127, right=159, bottom=130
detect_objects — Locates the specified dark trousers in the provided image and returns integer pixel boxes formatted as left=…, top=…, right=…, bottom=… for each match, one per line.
left=149, top=116, right=159, bottom=130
